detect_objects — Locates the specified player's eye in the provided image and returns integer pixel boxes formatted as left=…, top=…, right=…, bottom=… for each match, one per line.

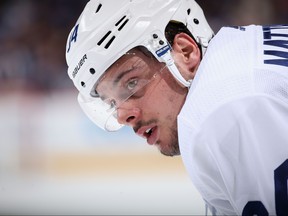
left=127, top=78, right=138, bottom=91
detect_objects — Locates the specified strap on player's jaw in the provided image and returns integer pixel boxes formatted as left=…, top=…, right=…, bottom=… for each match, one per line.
left=78, top=47, right=167, bottom=131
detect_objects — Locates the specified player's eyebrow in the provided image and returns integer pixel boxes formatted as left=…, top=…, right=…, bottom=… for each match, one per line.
left=96, top=67, right=135, bottom=101
left=113, top=67, right=135, bottom=86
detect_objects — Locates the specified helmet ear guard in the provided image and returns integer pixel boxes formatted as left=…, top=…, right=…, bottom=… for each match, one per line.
left=144, top=30, right=192, bottom=87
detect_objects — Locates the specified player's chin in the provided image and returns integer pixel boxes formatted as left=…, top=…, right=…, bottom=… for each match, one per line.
left=156, top=142, right=180, bottom=157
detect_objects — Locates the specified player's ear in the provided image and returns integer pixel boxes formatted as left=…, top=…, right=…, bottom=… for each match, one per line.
left=171, top=33, right=201, bottom=79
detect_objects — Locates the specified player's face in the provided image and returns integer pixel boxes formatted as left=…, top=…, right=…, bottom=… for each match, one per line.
left=96, top=48, right=188, bottom=156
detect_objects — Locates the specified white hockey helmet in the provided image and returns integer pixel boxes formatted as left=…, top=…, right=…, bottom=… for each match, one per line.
left=66, top=0, right=214, bottom=131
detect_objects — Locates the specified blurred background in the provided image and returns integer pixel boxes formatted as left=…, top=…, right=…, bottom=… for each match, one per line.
left=0, top=0, right=287, bottom=215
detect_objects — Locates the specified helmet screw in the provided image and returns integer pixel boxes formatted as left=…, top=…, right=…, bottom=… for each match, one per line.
left=159, top=40, right=164, bottom=45
left=153, top=34, right=158, bottom=39
left=90, top=68, right=96, bottom=74
left=194, top=18, right=199, bottom=25
left=81, top=81, right=86, bottom=87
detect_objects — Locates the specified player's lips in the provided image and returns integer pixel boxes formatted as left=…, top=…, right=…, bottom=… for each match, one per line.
left=136, top=125, right=159, bottom=145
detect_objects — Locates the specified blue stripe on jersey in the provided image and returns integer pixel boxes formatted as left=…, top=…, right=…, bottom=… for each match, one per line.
left=263, top=25, right=288, bottom=67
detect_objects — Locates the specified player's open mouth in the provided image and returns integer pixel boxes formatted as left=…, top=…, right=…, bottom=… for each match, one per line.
left=136, top=125, right=159, bottom=145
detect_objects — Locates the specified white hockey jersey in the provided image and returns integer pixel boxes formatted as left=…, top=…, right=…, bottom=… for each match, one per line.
left=178, top=25, right=288, bottom=215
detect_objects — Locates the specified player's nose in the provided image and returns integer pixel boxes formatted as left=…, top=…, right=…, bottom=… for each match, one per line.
left=116, top=107, right=141, bottom=127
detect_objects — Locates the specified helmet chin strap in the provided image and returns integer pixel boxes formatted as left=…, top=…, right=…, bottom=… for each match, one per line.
left=162, top=50, right=192, bottom=88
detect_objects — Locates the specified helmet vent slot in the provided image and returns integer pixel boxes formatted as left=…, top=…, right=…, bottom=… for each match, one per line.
left=96, top=14, right=130, bottom=49
left=97, top=31, right=112, bottom=46
left=105, top=36, right=116, bottom=49
left=118, top=19, right=129, bottom=31
left=115, top=15, right=129, bottom=31
left=115, top=16, right=127, bottom=27
left=95, top=4, right=102, bottom=13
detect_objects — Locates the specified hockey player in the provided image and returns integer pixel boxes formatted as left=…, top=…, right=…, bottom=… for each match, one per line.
left=65, top=0, right=288, bottom=215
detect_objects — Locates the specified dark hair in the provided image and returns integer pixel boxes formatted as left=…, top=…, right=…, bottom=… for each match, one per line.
left=165, top=20, right=202, bottom=57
